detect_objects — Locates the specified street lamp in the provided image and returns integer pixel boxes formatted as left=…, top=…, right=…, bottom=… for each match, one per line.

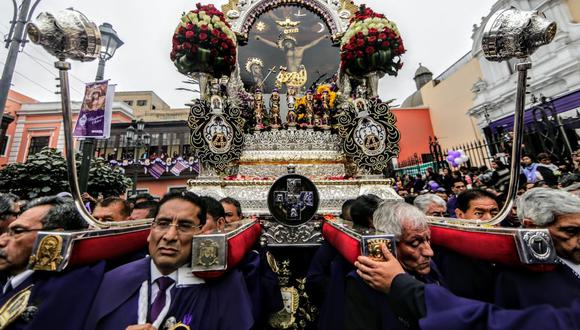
left=79, top=22, right=124, bottom=193
left=125, top=119, right=150, bottom=196
left=95, top=23, right=124, bottom=81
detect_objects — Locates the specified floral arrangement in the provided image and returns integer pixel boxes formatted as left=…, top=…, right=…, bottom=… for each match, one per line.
left=171, top=3, right=237, bottom=77
left=340, top=5, right=405, bottom=77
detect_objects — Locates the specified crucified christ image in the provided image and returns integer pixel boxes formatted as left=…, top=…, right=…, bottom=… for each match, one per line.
left=255, top=34, right=328, bottom=72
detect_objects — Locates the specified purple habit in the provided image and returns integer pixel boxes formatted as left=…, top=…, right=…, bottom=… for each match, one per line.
left=0, top=262, right=105, bottom=330
left=84, top=257, right=254, bottom=330
left=494, top=262, right=580, bottom=309
left=420, top=284, right=580, bottom=330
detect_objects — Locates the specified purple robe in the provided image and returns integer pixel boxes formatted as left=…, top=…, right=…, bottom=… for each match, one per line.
left=345, top=261, right=444, bottom=330
left=306, top=242, right=353, bottom=330
left=0, top=262, right=105, bottom=330
left=494, top=263, right=580, bottom=309
left=420, top=284, right=580, bottom=330
left=84, top=257, right=254, bottom=330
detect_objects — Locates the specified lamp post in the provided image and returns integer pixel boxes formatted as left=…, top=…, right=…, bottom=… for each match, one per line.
left=125, top=119, right=151, bottom=196
left=79, top=22, right=124, bottom=192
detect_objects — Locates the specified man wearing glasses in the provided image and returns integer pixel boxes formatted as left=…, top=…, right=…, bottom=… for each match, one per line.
left=85, top=191, right=254, bottom=330
left=0, top=196, right=104, bottom=330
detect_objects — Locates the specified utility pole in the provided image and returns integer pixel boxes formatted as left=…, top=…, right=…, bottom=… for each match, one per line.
left=0, top=0, right=40, bottom=123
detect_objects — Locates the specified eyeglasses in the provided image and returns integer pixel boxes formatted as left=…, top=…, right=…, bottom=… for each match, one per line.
left=152, top=219, right=202, bottom=233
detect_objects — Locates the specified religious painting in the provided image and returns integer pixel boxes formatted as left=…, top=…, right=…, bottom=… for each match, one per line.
left=239, top=5, right=340, bottom=93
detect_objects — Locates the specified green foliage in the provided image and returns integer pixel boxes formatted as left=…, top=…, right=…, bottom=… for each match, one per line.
left=0, top=147, right=131, bottom=200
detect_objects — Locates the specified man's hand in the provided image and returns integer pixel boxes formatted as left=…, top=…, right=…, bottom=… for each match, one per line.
left=81, top=192, right=96, bottom=203
left=126, top=324, right=157, bottom=330
left=355, top=243, right=404, bottom=294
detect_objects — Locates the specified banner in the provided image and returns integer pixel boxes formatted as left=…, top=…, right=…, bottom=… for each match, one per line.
left=73, top=80, right=115, bottom=139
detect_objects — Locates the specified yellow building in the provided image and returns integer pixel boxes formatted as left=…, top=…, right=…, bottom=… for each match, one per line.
left=114, top=91, right=189, bottom=121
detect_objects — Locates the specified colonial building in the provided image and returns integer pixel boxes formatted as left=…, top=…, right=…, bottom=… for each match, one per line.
left=399, top=0, right=580, bottom=157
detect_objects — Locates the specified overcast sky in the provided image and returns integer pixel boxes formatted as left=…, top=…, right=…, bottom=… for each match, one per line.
left=0, top=0, right=496, bottom=108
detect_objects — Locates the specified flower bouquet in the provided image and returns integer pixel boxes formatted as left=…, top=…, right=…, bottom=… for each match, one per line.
left=340, top=5, right=405, bottom=77
left=171, top=3, right=237, bottom=78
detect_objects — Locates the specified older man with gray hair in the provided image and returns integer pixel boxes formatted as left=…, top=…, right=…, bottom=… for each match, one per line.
left=345, top=201, right=444, bottom=330
left=494, top=188, right=580, bottom=309
left=413, top=194, right=447, bottom=217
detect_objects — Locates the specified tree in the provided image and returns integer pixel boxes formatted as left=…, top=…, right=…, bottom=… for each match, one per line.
left=0, top=148, right=131, bottom=199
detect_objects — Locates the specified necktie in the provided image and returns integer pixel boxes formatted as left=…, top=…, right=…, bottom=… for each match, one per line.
left=150, top=276, right=174, bottom=322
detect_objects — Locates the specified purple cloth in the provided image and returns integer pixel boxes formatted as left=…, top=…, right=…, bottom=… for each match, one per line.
left=150, top=276, right=174, bottom=322
left=0, top=262, right=105, bottom=330
left=446, top=195, right=458, bottom=218
left=494, top=263, right=580, bottom=309
left=306, top=242, right=353, bottom=330
left=420, top=284, right=580, bottom=330
left=84, top=257, right=254, bottom=330
left=345, top=261, right=444, bottom=330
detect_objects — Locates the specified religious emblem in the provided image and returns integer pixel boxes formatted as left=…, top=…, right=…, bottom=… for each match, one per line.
left=187, top=99, right=245, bottom=173
left=197, top=239, right=219, bottom=267
left=0, top=286, right=33, bottom=329
left=268, top=287, right=299, bottom=329
left=361, top=236, right=396, bottom=262
left=203, top=115, right=233, bottom=155
left=268, top=174, right=319, bottom=227
left=335, top=99, right=401, bottom=173
left=354, top=117, right=386, bottom=156
left=245, top=57, right=264, bottom=91
left=29, top=234, right=63, bottom=271
left=210, top=95, right=224, bottom=114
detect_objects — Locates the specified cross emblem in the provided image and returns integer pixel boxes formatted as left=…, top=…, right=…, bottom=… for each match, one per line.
left=273, top=178, right=314, bottom=221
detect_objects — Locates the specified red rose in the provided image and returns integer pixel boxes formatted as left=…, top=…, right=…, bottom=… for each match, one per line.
left=368, top=36, right=377, bottom=43
left=199, top=33, right=208, bottom=41
left=227, top=38, right=234, bottom=46
left=368, top=28, right=378, bottom=35
left=211, top=29, right=220, bottom=36
left=186, top=23, right=194, bottom=31
left=210, top=49, right=218, bottom=57
left=356, top=50, right=364, bottom=57
left=221, top=42, right=229, bottom=49
left=170, top=50, right=177, bottom=61
left=183, top=42, right=192, bottom=49
left=178, top=27, right=186, bottom=35
left=185, top=31, right=194, bottom=39
left=346, top=52, right=355, bottom=60
left=219, top=32, right=227, bottom=39
left=365, top=46, right=375, bottom=54
left=356, top=32, right=364, bottom=38
left=379, top=33, right=387, bottom=40
left=356, top=38, right=365, bottom=47
left=191, top=44, right=198, bottom=53
left=200, top=24, right=209, bottom=31
left=350, top=36, right=356, bottom=43
left=210, top=38, right=219, bottom=45
left=381, top=41, right=390, bottom=47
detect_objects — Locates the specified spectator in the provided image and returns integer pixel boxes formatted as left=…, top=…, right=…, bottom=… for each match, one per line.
left=521, top=154, right=543, bottom=184
left=92, top=197, right=131, bottom=222
left=455, top=189, right=500, bottom=221
left=446, top=178, right=466, bottom=218
left=536, top=153, right=559, bottom=186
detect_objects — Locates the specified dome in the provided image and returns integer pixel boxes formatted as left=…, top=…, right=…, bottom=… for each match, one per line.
left=414, top=63, right=432, bottom=78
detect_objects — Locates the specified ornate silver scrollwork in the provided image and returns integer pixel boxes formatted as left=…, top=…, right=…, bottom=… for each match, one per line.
left=261, top=220, right=323, bottom=247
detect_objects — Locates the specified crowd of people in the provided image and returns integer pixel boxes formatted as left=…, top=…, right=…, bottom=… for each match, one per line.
left=0, top=150, right=576, bottom=329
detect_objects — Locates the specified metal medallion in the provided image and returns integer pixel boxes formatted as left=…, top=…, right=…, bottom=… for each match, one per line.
left=268, top=174, right=319, bottom=227
left=197, top=239, right=220, bottom=267
left=28, top=234, right=64, bottom=271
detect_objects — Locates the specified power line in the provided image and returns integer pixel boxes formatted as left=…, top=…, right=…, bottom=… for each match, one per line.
left=19, top=50, right=85, bottom=96
left=0, top=59, right=56, bottom=95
